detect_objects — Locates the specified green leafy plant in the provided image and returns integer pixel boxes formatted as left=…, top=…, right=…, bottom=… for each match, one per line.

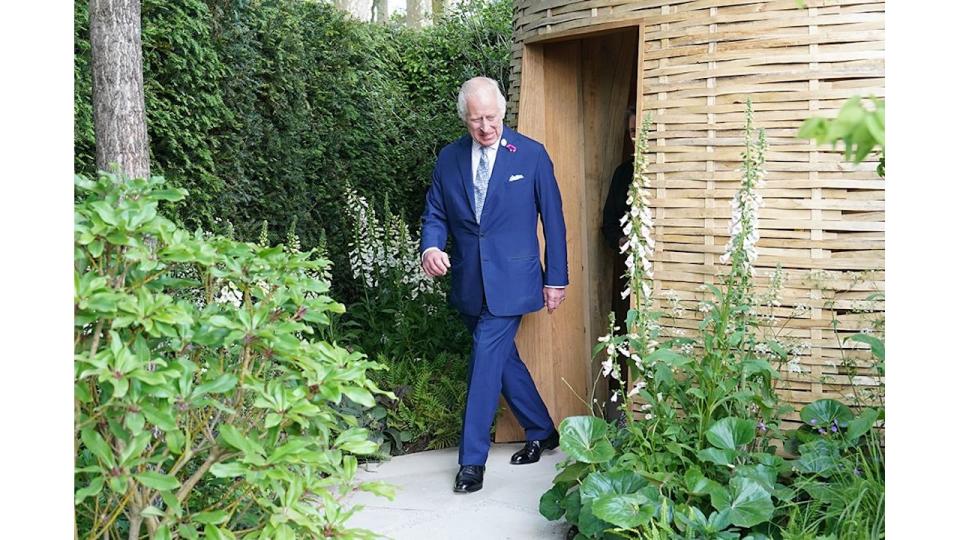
left=797, top=96, right=885, bottom=177
left=541, top=102, right=884, bottom=539
left=75, top=0, right=515, bottom=299
left=75, top=172, right=395, bottom=539
left=332, top=185, right=471, bottom=455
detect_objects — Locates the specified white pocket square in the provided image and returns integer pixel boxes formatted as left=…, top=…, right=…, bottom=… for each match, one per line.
left=509, top=174, right=524, bottom=182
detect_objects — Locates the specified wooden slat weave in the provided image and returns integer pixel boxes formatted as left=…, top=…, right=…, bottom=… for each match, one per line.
left=507, top=0, right=885, bottom=421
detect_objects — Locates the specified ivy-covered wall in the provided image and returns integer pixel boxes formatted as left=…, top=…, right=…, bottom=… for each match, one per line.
left=75, top=0, right=512, bottom=296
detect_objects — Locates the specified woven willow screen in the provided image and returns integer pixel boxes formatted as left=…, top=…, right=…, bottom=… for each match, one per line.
left=506, top=0, right=885, bottom=420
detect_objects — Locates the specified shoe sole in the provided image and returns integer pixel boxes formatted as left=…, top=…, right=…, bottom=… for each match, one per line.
left=453, top=483, right=483, bottom=493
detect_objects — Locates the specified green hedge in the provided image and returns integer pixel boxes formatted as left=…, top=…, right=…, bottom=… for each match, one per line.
left=75, top=0, right=513, bottom=299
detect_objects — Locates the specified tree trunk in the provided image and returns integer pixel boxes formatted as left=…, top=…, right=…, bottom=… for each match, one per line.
left=406, top=0, right=425, bottom=28
left=373, top=0, right=388, bottom=23
left=432, top=0, right=447, bottom=20
left=89, top=0, right=150, bottom=179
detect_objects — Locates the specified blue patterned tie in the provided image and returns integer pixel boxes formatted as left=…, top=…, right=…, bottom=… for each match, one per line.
left=474, top=146, right=490, bottom=222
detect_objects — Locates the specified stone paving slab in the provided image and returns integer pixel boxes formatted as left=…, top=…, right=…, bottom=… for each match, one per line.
left=345, top=443, right=571, bottom=539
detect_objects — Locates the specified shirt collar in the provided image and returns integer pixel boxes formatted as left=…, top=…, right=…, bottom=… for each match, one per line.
left=471, top=139, right=500, bottom=153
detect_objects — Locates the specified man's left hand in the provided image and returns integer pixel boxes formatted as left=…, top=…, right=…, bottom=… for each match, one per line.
left=544, top=287, right=566, bottom=314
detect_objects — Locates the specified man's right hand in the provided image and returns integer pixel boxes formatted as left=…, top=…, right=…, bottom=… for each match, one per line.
left=422, top=249, right=451, bottom=277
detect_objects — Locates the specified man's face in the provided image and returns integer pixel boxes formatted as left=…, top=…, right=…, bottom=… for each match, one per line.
left=628, top=114, right=638, bottom=142
left=465, top=91, right=503, bottom=148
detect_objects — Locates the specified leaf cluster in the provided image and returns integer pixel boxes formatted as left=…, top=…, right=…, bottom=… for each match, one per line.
left=74, top=0, right=515, bottom=306
left=797, top=96, right=885, bottom=177
left=75, top=172, right=395, bottom=539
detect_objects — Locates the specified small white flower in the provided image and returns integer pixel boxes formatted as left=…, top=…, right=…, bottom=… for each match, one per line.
left=610, top=392, right=619, bottom=403
left=601, top=358, right=614, bottom=377
left=644, top=413, right=654, bottom=420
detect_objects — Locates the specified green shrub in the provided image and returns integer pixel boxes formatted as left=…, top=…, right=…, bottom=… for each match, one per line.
left=74, top=0, right=515, bottom=304
left=74, top=172, right=394, bottom=539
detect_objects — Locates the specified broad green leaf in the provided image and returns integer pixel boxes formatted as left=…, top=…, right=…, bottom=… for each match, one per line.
left=204, top=524, right=237, bottom=540
left=338, top=439, right=378, bottom=455
left=81, top=428, right=115, bottom=466
left=358, top=481, right=396, bottom=500
left=125, top=411, right=145, bottom=434
left=539, top=483, right=567, bottom=521
left=734, top=464, right=778, bottom=495
left=154, top=526, right=172, bottom=540
left=342, top=386, right=375, bottom=407
left=741, top=357, right=778, bottom=380
left=194, top=374, right=238, bottom=397
left=147, top=189, right=187, bottom=202
left=646, top=348, right=692, bottom=367
left=592, top=492, right=657, bottom=529
left=141, top=403, right=177, bottom=431
left=134, top=471, right=181, bottom=491
left=797, top=117, right=828, bottom=142
left=828, top=97, right=866, bottom=142
left=577, top=498, right=608, bottom=537
left=553, top=461, right=590, bottom=484
left=562, top=488, right=581, bottom=524
left=210, top=462, right=247, bottom=478
left=110, top=375, right=130, bottom=399
left=265, top=412, right=283, bottom=428
left=845, top=408, right=880, bottom=442
left=706, top=417, right=756, bottom=450
left=166, top=429, right=185, bottom=455
left=580, top=470, right=648, bottom=501
left=800, top=399, right=853, bottom=428
left=120, top=432, right=152, bottom=466
left=140, top=506, right=165, bottom=517
left=697, top=447, right=736, bottom=467
left=684, top=467, right=724, bottom=498
left=795, top=439, right=842, bottom=477
left=219, top=425, right=265, bottom=461
left=273, top=524, right=296, bottom=540
left=178, top=524, right=199, bottom=540
left=559, top=416, right=615, bottom=464
left=713, top=477, right=774, bottom=528
left=75, top=475, right=104, bottom=505
left=845, top=333, right=884, bottom=362
left=865, top=113, right=885, bottom=145
left=192, top=510, right=229, bottom=525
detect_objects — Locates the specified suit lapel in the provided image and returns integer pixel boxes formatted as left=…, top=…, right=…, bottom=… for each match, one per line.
left=457, top=136, right=477, bottom=220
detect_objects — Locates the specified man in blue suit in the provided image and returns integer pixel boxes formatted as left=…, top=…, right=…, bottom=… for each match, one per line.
left=420, top=77, right=569, bottom=493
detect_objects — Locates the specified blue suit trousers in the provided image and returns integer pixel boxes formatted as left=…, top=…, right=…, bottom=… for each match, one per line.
left=458, top=305, right=555, bottom=466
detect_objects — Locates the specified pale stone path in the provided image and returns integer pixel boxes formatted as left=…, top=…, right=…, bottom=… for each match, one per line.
left=345, top=443, right=571, bottom=539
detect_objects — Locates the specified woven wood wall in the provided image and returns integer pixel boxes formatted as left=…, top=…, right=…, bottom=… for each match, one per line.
left=507, top=0, right=885, bottom=421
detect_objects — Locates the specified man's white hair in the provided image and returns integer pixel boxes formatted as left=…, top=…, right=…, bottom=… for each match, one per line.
left=457, top=77, right=507, bottom=122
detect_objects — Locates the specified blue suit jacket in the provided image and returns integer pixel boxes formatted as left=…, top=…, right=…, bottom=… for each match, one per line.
left=420, top=126, right=569, bottom=317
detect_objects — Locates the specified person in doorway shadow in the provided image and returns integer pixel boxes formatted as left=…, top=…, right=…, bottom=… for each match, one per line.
left=420, top=77, right=569, bottom=494
left=600, top=106, right=638, bottom=406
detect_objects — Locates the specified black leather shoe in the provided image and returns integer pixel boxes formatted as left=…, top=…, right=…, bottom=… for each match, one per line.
left=510, top=429, right=560, bottom=465
left=453, top=465, right=485, bottom=493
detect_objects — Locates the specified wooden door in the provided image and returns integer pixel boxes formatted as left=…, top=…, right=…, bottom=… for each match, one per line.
left=495, top=23, right=644, bottom=442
